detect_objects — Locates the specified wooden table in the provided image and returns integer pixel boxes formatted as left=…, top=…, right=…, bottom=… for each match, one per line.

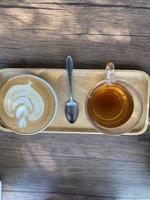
left=0, top=1, right=150, bottom=199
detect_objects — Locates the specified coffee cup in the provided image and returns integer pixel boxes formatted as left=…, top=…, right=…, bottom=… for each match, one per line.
left=0, top=75, right=58, bottom=135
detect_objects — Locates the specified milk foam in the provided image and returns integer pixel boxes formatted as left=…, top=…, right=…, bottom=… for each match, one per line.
left=4, top=83, right=45, bottom=128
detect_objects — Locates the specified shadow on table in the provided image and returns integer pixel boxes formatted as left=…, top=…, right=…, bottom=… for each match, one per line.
left=1, top=127, right=150, bottom=200
left=0, top=130, right=120, bottom=200
left=0, top=0, right=149, bottom=73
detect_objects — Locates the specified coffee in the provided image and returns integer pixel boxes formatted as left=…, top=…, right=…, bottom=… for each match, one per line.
left=0, top=75, right=58, bottom=134
left=87, top=83, right=134, bottom=128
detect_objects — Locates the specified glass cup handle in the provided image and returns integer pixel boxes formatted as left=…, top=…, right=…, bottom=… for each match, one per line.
left=105, top=62, right=115, bottom=83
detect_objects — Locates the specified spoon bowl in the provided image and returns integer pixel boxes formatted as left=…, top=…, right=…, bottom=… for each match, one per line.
left=65, top=98, right=79, bottom=124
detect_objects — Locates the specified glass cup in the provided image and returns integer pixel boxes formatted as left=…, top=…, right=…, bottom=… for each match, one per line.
left=85, top=62, right=143, bottom=135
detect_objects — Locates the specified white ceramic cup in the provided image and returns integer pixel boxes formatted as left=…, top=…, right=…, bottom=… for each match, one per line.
left=0, top=74, right=58, bottom=135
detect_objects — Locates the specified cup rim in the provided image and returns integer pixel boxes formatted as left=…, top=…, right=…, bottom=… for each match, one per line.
left=0, top=74, right=58, bottom=135
left=85, top=80, right=143, bottom=135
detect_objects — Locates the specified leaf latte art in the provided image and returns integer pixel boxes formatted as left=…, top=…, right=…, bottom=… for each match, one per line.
left=4, top=83, right=45, bottom=128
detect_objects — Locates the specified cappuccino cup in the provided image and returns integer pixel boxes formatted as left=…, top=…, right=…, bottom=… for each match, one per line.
left=0, top=75, right=58, bottom=135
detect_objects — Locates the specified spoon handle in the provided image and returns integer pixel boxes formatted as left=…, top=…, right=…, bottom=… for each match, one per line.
left=66, top=56, right=73, bottom=99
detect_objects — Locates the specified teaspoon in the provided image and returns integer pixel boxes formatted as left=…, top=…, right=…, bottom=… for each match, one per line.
left=65, top=56, right=79, bottom=123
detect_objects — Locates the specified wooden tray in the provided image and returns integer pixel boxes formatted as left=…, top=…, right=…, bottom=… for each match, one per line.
left=0, top=68, right=149, bottom=135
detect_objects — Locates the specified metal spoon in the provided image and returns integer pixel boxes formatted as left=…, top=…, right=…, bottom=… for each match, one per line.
left=65, top=56, right=79, bottom=123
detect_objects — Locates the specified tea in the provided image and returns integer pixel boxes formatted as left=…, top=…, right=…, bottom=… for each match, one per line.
left=87, top=83, right=134, bottom=128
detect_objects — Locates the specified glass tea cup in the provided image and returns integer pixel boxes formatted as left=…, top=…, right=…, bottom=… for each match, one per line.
left=85, top=62, right=143, bottom=135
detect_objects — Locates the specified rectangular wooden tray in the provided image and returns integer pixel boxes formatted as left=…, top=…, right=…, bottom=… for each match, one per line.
left=0, top=68, right=149, bottom=135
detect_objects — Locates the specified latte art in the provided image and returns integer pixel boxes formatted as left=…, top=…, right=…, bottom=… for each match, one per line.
left=0, top=75, right=57, bottom=134
left=4, top=83, right=45, bottom=128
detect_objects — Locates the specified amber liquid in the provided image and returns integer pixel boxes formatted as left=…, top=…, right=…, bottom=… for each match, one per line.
left=88, top=83, right=134, bottom=128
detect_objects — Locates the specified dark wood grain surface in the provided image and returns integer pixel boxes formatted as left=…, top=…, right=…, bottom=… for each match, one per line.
left=0, top=0, right=150, bottom=199
left=0, top=0, right=150, bottom=72
left=1, top=131, right=150, bottom=199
